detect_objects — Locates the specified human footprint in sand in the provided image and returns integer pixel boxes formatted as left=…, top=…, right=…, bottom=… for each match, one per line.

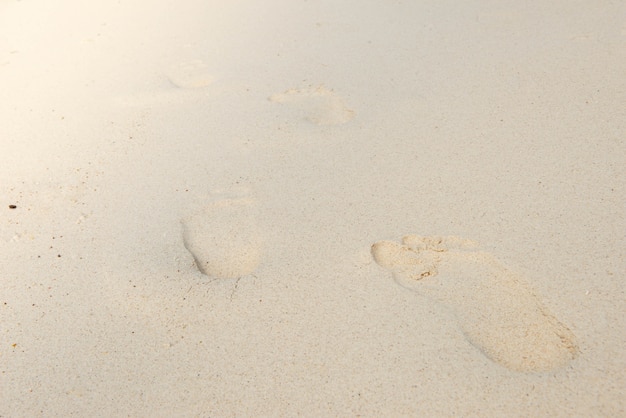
left=371, top=235, right=578, bottom=372
left=182, top=198, right=261, bottom=279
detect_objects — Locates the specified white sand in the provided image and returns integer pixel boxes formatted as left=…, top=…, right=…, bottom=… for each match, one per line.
left=2, top=0, right=625, bottom=415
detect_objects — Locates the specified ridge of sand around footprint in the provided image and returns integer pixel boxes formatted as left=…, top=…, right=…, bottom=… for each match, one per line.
left=181, top=198, right=262, bottom=279
left=371, top=235, right=579, bottom=373
left=269, top=85, right=355, bottom=126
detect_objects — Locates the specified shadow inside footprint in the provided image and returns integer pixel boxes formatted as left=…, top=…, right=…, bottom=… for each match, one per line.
left=371, top=235, right=578, bottom=373
left=182, top=198, right=261, bottom=279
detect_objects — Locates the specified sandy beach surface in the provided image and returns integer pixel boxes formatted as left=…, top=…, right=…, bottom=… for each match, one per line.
left=2, top=0, right=625, bottom=416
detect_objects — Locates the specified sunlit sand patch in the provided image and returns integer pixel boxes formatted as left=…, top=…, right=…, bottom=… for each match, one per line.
left=371, top=235, right=578, bottom=372
left=269, top=85, right=355, bottom=126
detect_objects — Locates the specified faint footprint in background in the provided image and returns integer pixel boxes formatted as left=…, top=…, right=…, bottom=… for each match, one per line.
left=371, top=235, right=579, bottom=372
left=166, top=59, right=215, bottom=89
left=270, top=85, right=355, bottom=126
left=182, top=197, right=262, bottom=279
left=112, top=60, right=215, bottom=108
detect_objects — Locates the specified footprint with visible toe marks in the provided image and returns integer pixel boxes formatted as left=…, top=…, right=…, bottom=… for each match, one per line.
left=371, top=235, right=578, bottom=372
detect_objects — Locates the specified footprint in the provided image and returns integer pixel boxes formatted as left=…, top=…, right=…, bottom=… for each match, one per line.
left=269, top=85, right=355, bottom=126
left=371, top=235, right=578, bottom=372
left=182, top=198, right=261, bottom=279
left=166, top=60, right=214, bottom=89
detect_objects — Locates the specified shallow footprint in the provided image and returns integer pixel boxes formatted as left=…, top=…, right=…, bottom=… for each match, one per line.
left=371, top=235, right=578, bottom=372
left=182, top=198, right=261, bottom=279
left=166, top=59, right=214, bottom=89
left=269, top=85, right=354, bottom=126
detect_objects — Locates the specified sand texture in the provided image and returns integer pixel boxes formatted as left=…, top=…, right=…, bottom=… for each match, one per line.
left=1, top=0, right=625, bottom=416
